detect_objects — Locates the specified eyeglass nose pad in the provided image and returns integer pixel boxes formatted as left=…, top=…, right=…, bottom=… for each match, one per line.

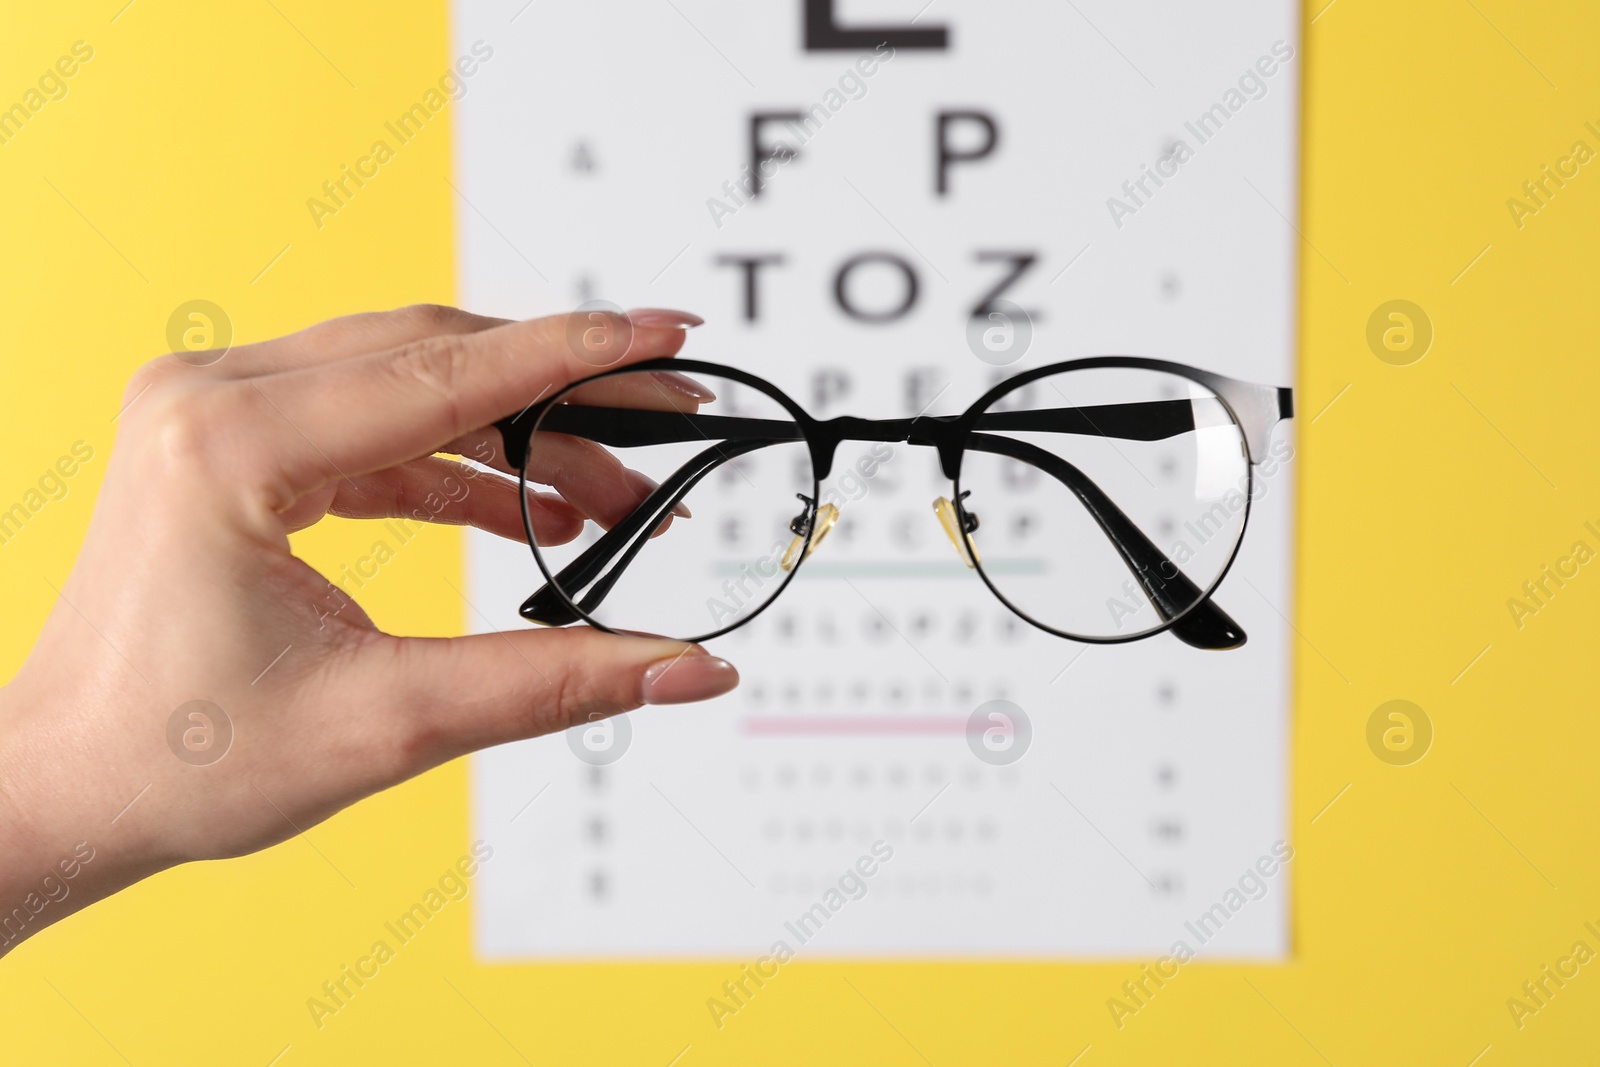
left=932, top=495, right=980, bottom=568
left=780, top=500, right=841, bottom=573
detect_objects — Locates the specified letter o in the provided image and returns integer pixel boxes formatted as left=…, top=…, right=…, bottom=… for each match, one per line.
left=834, top=252, right=919, bottom=324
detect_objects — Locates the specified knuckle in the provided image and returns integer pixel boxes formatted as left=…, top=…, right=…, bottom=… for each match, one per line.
left=395, top=331, right=470, bottom=388
left=561, top=308, right=628, bottom=343
left=298, top=304, right=467, bottom=353
left=299, top=310, right=378, bottom=350
left=544, top=667, right=588, bottom=734
left=134, top=383, right=206, bottom=443
left=116, top=371, right=300, bottom=516
left=388, top=333, right=472, bottom=428
left=126, top=380, right=250, bottom=473
left=361, top=642, right=441, bottom=780
left=542, top=633, right=634, bottom=730
left=396, top=302, right=470, bottom=331
left=123, top=358, right=177, bottom=404
left=373, top=718, right=426, bottom=785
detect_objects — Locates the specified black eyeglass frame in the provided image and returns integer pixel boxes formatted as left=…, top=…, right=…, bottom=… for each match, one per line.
left=496, top=356, right=1293, bottom=649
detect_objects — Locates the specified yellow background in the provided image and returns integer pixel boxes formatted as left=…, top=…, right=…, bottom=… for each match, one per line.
left=3, top=1, right=1598, bottom=1063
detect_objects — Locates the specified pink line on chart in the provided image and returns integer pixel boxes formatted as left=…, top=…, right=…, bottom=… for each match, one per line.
left=741, top=716, right=968, bottom=736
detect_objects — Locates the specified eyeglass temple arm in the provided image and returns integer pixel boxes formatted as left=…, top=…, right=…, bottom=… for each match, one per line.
left=520, top=432, right=1244, bottom=649
left=971, top=399, right=1204, bottom=441
left=526, top=399, right=1201, bottom=450
left=963, top=434, right=1245, bottom=650
left=519, top=438, right=777, bottom=626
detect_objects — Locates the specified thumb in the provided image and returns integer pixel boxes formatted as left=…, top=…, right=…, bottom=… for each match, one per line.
left=367, top=627, right=739, bottom=771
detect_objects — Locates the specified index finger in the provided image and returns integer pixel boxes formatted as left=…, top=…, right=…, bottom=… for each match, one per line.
left=440, top=368, right=713, bottom=478
left=250, top=309, right=701, bottom=497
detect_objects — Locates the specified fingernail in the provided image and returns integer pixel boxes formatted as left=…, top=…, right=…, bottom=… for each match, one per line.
left=628, top=308, right=704, bottom=328
left=640, top=652, right=739, bottom=704
left=652, top=370, right=718, bottom=402
left=625, top=469, right=691, bottom=518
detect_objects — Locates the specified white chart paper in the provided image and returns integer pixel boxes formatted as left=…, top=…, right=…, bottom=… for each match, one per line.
left=456, top=0, right=1299, bottom=959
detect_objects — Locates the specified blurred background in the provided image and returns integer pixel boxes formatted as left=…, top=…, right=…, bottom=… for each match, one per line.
left=2, top=1, right=1599, bottom=1063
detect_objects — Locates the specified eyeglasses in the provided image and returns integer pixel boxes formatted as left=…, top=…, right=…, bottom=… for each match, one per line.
left=495, top=357, right=1293, bottom=648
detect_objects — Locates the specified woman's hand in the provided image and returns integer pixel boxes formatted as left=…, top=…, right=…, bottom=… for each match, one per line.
left=0, top=305, right=738, bottom=955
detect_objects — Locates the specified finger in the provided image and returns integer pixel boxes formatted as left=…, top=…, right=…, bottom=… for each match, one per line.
left=204, top=305, right=513, bottom=379
left=529, top=431, right=690, bottom=527
left=254, top=305, right=698, bottom=381
left=562, top=368, right=715, bottom=411
left=361, top=628, right=739, bottom=772
left=252, top=311, right=700, bottom=497
left=322, top=457, right=584, bottom=544
left=433, top=425, right=685, bottom=533
left=439, top=370, right=711, bottom=474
